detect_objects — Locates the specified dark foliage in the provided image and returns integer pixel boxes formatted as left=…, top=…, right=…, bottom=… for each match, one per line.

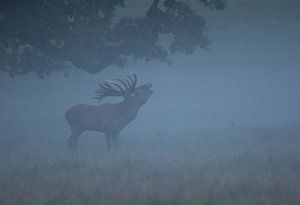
left=199, top=0, right=227, bottom=10
left=0, top=0, right=226, bottom=78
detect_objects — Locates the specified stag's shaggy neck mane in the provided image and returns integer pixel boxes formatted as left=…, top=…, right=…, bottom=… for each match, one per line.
left=119, top=96, right=143, bottom=111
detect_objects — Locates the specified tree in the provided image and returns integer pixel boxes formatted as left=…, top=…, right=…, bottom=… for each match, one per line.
left=0, top=0, right=226, bottom=78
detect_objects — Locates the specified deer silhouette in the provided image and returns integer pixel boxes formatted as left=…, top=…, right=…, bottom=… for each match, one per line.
left=65, top=73, right=153, bottom=151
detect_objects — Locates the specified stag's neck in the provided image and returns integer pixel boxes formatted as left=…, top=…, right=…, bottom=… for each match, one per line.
left=119, top=97, right=143, bottom=114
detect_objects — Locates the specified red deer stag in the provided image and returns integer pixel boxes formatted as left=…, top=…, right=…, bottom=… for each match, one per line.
left=65, top=73, right=153, bottom=151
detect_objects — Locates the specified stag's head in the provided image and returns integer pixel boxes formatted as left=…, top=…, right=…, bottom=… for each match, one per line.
left=95, top=73, right=153, bottom=104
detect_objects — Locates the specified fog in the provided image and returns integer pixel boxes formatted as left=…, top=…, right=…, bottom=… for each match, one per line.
left=0, top=0, right=300, bottom=204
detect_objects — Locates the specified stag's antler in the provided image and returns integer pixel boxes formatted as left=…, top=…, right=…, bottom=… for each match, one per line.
left=95, top=73, right=137, bottom=102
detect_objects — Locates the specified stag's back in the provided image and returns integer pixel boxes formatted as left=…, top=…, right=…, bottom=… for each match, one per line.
left=65, top=101, right=139, bottom=133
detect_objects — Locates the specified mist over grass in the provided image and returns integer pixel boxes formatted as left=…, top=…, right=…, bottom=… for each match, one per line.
left=0, top=126, right=299, bottom=205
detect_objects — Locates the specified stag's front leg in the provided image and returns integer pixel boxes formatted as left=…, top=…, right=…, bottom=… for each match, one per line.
left=105, top=133, right=112, bottom=151
left=68, top=127, right=83, bottom=153
left=112, top=133, right=119, bottom=149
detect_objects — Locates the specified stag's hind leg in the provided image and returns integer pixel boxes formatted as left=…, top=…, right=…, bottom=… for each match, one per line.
left=68, top=126, right=83, bottom=152
left=105, top=133, right=112, bottom=151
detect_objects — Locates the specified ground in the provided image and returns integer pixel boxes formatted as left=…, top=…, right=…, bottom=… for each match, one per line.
left=0, top=127, right=299, bottom=205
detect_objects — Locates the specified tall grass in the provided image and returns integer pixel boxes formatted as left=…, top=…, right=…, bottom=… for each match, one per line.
left=0, top=126, right=299, bottom=205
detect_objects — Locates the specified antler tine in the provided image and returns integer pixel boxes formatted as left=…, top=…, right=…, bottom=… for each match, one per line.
left=95, top=80, right=125, bottom=102
left=129, top=73, right=137, bottom=89
left=95, top=83, right=107, bottom=101
left=125, top=73, right=137, bottom=90
left=95, top=74, right=138, bottom=102
left=115, top=79, right=129, bottom=90
left=104, top=81, right=124, bottom=95
left=108, top=80, right=125, bottom=94
left=98, top=83, right=111, bottom=94
left=125, top=79, right=132, bottom=90
left=94, top=95, right=106, bottom=101
left=103, top=82, right=119, bottom=91
left=99, top=83, right=113, bottom=94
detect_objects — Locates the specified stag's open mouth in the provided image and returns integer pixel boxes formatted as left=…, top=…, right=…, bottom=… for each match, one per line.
left=145, top=82, right=152, bottom=89
left=140, top=87, right=153, bottom=102
left=145, top=84, right=153, bottom=96
left=136, top=82, right=152, bottom=91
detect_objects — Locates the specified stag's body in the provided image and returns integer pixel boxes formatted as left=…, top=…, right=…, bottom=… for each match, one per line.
left=65, top=74, right=152, bottom=151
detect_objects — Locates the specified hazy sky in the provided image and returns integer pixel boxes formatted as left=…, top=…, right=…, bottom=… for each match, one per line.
left=1, top=0, right=299, bottom=138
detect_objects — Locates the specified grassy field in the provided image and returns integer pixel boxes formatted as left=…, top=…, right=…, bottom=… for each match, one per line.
left=0, top=126, right=299, bottom=205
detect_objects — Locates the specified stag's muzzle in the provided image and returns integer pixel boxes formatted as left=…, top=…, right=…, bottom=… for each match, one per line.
left=137, top=82, right=152, bottom=91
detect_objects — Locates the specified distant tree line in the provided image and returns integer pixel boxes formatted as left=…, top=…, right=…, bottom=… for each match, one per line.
left=0, top=0, right=226, bottom=78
